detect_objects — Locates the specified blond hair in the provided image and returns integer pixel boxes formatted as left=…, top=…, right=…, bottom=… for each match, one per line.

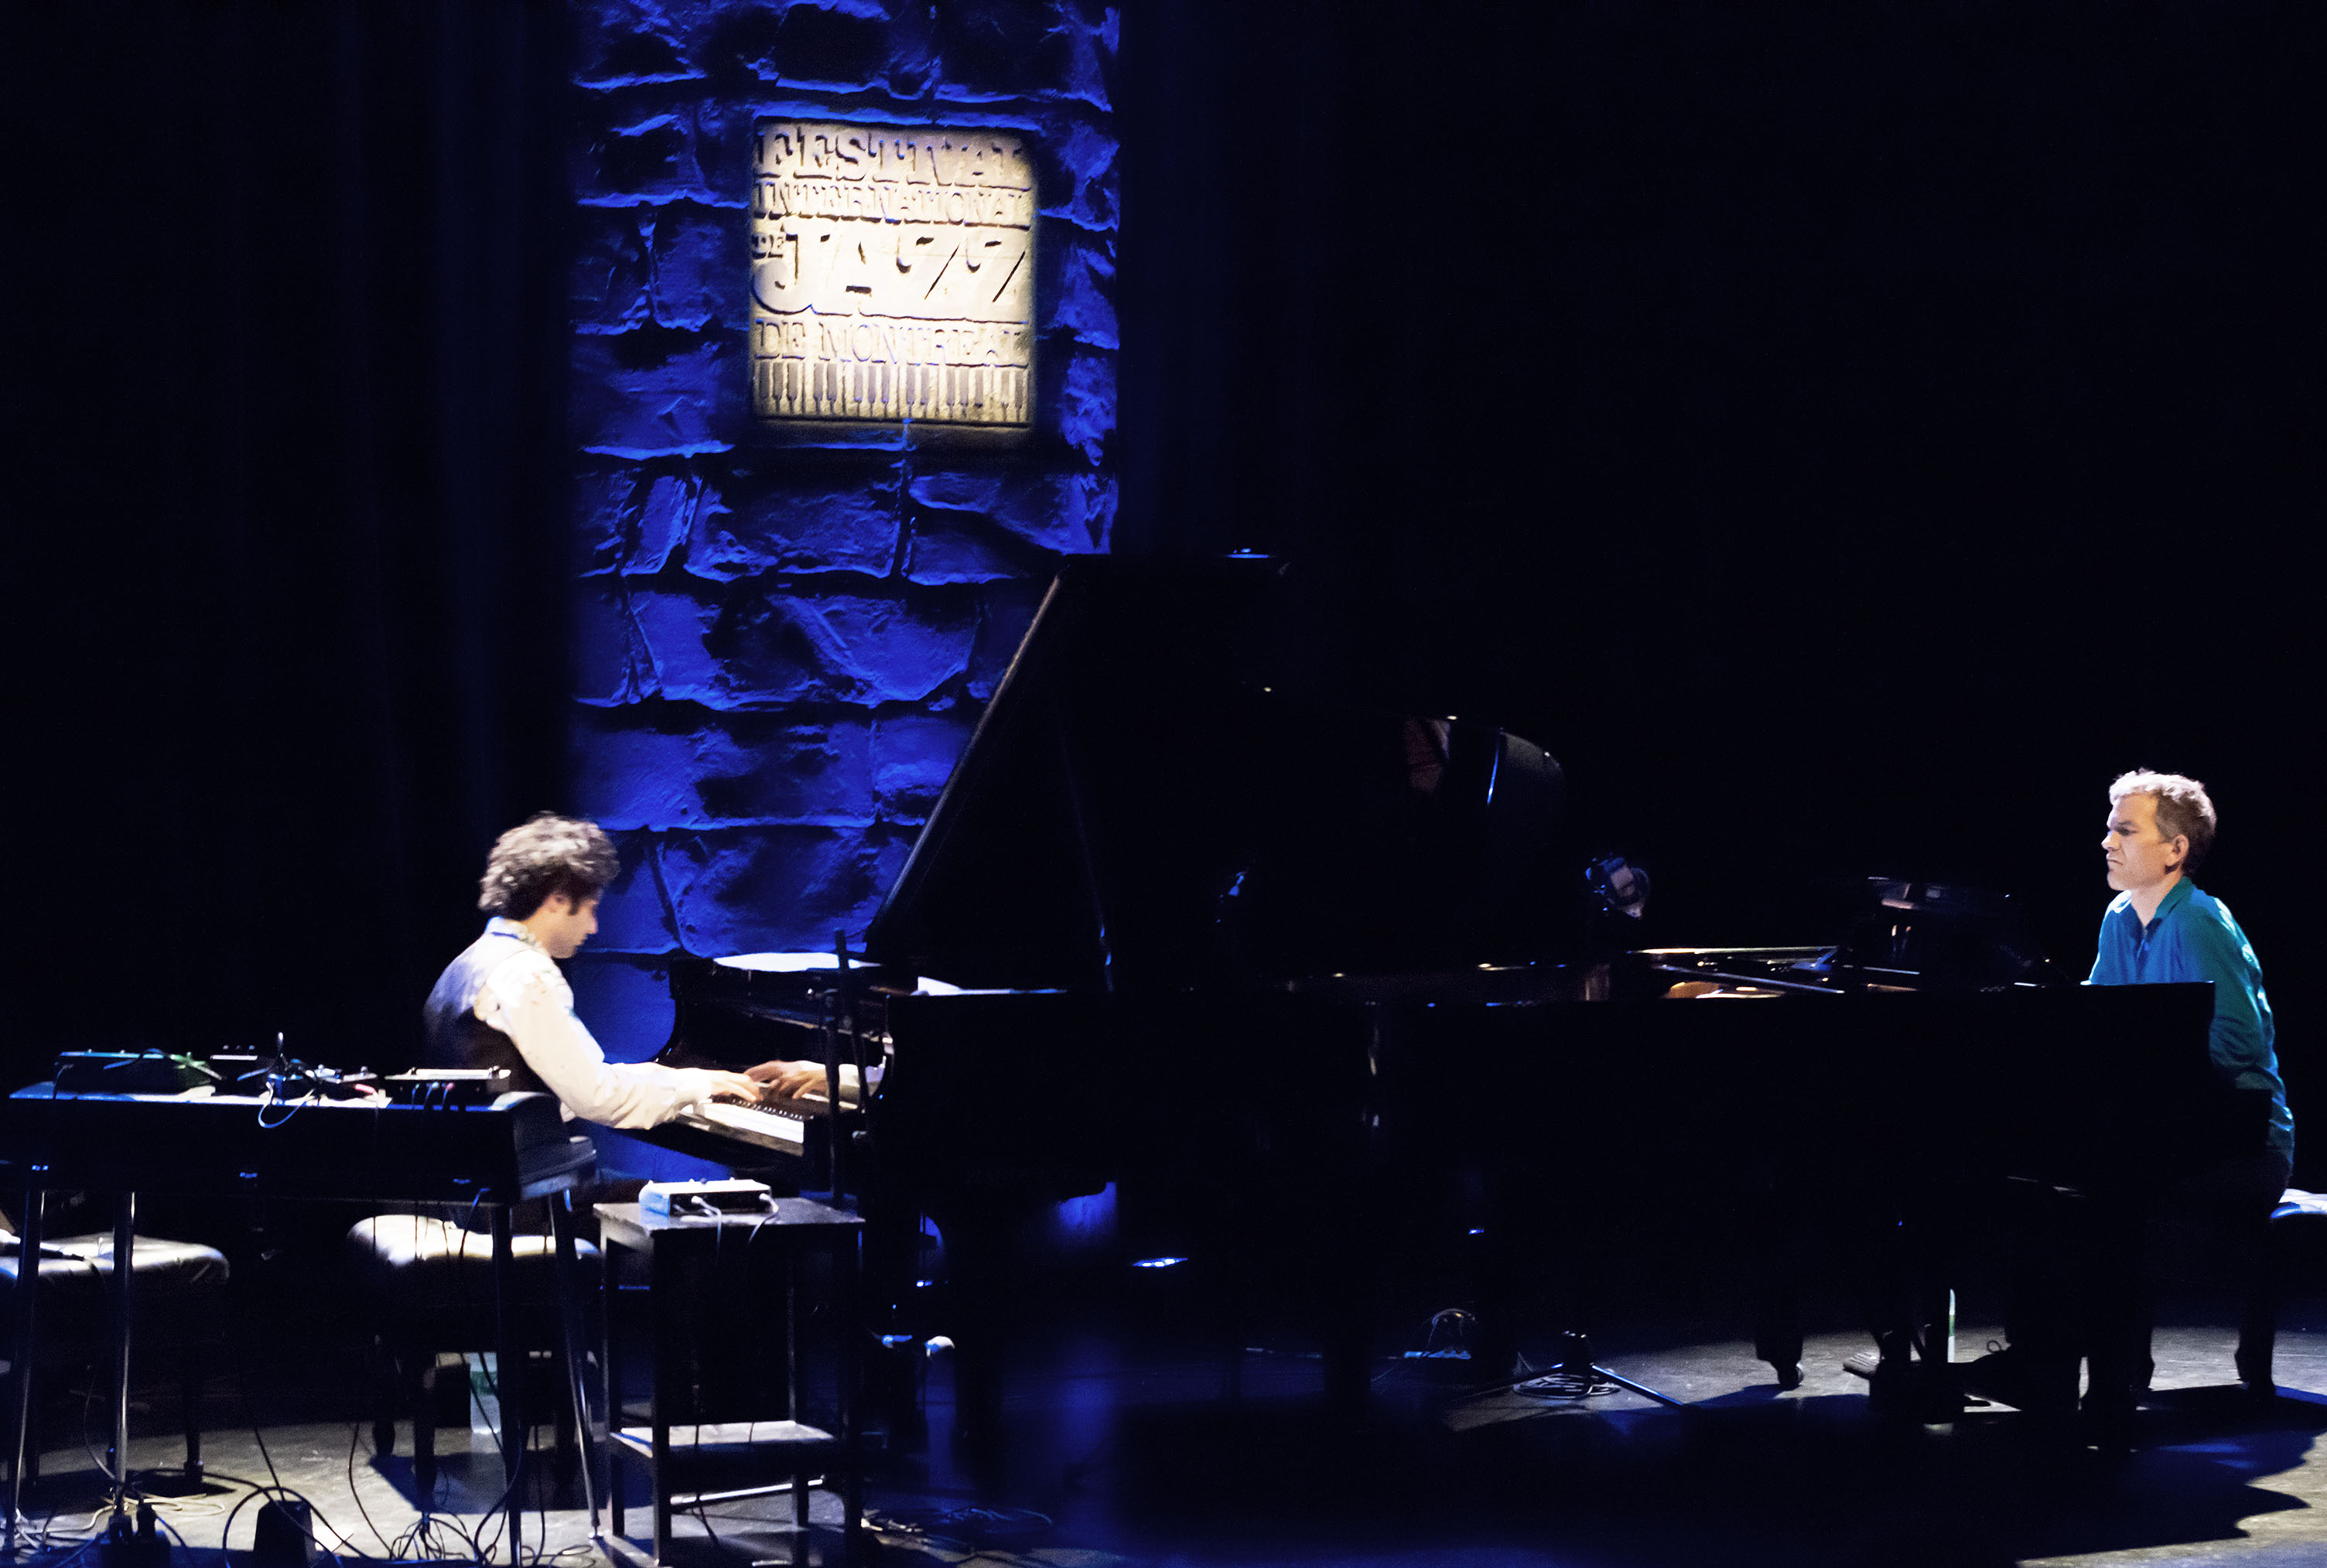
left=2109, top=770, right=2216, bottom=874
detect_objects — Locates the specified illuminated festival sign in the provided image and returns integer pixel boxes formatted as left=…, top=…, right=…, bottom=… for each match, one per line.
left=750, top=120, right=1035, bottom=431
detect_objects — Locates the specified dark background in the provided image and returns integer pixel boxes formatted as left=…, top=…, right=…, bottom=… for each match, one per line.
left=1119, top=2, right=2325, bottom=1167
left=6, top=4, right=2322, bottom=1170
left=2, top=4, right=571, bottom=1067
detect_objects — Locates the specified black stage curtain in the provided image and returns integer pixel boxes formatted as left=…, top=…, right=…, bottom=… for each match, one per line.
left=1, top=3, right=572, bottom=1077
left=7, top=2, right=2325, bottom=1169
left=1122, top=5, right=2327, bottom=1171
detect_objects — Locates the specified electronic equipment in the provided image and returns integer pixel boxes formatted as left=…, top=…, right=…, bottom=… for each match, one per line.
left=53, top=1051, right=215, bottom=1095
left=252, top=1499, right=323, bottom=1568
left=640, top=1178, right=775, bottom=1216
left=0, top=1084, right=588, bottom=1201
left=204, top=1054, right=272, bottom=1092
left=379, top=1068, right=514, bottom=1106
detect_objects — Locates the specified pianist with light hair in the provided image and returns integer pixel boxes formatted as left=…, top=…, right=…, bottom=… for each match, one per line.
left=2090, top=770, right=2293, bottom=1396
left=423, top=812, right=774, bottom=1127
left=2090, top=770, right=2291, bottom=1174
left=1966, top=769, right=2293, bottom=1419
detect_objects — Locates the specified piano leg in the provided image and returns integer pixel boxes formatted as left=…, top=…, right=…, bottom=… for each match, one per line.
left=1744, top=1162, right=1808, bottom=1387
left=2075, top=1189, right=2150, bottom=1424
left=1904, top=1186, right=1970, bottom=1417
left=6, top=1183, right=45, bottom=1556
left=854, top=1183, right=924, bottom=1445
left=1751, top=1163, right=1924, bottom=1396
left=1310, top=1188, right=1372, bottom=1421
left=924, top=1197, right=1032, bottom=1485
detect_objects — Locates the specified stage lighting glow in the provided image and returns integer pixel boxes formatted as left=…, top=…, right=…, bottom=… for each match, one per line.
left=1131, top=1255, right=1187, bottom=1269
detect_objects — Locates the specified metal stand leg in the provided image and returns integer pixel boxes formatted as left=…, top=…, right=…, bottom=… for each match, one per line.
left=6, top=1185, right=46, bottom=1558
left=788, top=1260, right=805, bottom=1530
left=491, top=1208, right=523, bottom=1559
left=550, top=1194, right=599, bottom=1534
left=837, top=1230, right=863, bottom=1562
left=109, top=1195, right=135, bottom=1521
left=179, top=1344, right=202, bottom=1480
left=1504, top=1331, right=1689, bottom=1410
left=1579, top=1361, right=1686, bottom=1409
left=650, top=1232, right=678, bottom=1567
left=603, top=1235, right=625, bottom=1545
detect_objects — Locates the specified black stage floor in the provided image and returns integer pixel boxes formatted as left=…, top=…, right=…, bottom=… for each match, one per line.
left=22, top=1309, right=2327, bottom=1568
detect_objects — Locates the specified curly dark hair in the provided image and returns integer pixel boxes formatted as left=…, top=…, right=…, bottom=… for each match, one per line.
left=478, top=813, right=620, bottom=920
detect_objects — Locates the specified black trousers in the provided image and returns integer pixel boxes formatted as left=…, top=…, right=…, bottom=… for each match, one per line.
left=2004, top=1149, right=2290, bottom=1402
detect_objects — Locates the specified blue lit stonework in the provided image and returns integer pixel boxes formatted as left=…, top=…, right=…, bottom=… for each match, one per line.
left=565, top=1, right=1119, bottom=1107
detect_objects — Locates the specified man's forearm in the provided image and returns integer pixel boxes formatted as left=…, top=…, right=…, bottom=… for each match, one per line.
left=527, top=1050, right=722, bottom=1129
left=494, top=979, right=718, bottom=1128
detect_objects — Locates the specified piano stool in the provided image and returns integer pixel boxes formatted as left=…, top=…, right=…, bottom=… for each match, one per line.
left=2232, top=1188, right=2327, bottom=1395
left=0, top=1206, right=227, bottom=1485
left=595, top=1199, right=864, bottom=1568
left=344, top=1210, right=600, bottom=1493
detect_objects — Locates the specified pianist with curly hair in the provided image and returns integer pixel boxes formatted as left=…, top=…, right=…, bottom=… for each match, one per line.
left=423, top=813, right=774, bottom=1127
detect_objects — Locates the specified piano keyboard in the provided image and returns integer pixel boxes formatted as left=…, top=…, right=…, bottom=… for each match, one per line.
left=679, top=1096, right=811, bottom=1153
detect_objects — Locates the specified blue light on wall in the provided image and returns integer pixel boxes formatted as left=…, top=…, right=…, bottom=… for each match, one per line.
left=565, top=2, right=1119, bottom=1099
left=1044, top=1181, right=1119, bottom=1253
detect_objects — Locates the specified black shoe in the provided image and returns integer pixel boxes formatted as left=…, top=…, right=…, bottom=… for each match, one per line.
left=2081, top=1390, right=2137, bottom=1449
left=2236, top=1347, right=2277, bottom=1403
left=1843, top=1346, right=1925, bottom=1413
left=1960, top=1346, right=2078, bottom=1414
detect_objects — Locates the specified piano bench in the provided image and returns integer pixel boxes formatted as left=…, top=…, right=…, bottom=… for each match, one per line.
left=345, top=1213, right=600, bottom=1492
left=1, top=1228, right=227, bottom=1483
left=2235, top=1189, right=2327, bottom=1397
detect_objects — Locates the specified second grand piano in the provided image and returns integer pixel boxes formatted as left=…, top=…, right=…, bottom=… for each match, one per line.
left=651, top=559, right=2227, bottom=1429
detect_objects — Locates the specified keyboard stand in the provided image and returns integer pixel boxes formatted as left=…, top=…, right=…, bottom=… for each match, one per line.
left=1, top=1089, right=595, bottom=1562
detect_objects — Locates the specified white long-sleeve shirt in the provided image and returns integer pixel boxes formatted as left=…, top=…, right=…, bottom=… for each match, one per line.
left=470, top=918, right=728, bottom=1129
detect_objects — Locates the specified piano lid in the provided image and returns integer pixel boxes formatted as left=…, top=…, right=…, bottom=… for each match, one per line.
left=863, top=558, right=1576, bottom=992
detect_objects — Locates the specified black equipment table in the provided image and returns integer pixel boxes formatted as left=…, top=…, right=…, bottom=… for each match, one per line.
left=0, top=1084, right=597, bottom=1559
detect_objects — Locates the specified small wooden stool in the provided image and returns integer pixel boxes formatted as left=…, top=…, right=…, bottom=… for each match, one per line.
left=596, top=1198, right=863, bottom=1567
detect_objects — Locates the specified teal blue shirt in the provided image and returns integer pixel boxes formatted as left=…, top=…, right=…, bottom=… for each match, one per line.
left=2089, top=878, right=2292, bottom=1158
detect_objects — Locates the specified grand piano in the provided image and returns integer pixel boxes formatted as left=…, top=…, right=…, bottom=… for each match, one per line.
left=651, top=558, right=2233, bottom=1430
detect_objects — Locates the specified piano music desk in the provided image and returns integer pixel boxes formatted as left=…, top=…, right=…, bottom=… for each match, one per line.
left=595, top=1199, right=864, bottom=1567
